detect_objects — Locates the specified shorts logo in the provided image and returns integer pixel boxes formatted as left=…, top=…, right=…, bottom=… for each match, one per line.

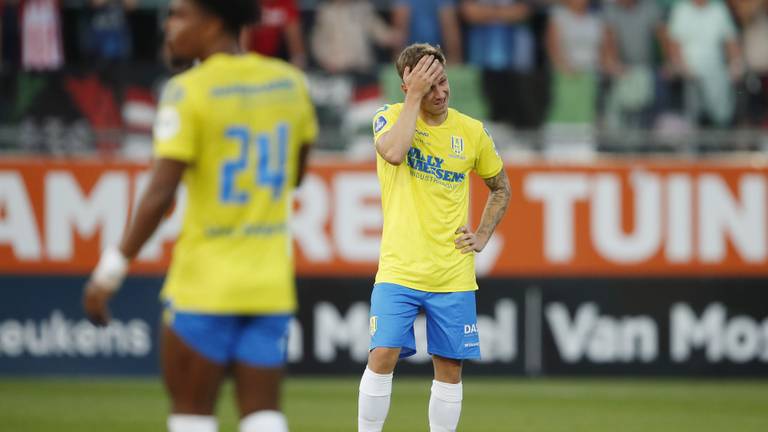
left=374, top=116, right=387, bottom=134
left=464, top=323, right=478, bottom=335
left=370, top=316, right=378, bottom=336
left=451, top=136, right=464, bottom=156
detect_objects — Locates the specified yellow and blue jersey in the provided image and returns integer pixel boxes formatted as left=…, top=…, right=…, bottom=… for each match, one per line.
left=372, top=103, right=503, bottom=293
left=153, top=53, right=317, bottom=314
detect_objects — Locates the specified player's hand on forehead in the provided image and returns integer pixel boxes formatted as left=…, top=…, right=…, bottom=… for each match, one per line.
left=404, top=54, right=433, bottom=79
left=426, top=56, right=444, bottom=81
left=403, top=54, right=443, bottom=95
left=415, top=54, right=437, bottom=71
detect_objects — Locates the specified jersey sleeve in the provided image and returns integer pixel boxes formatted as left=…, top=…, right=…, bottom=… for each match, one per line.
left=372, top=104, right=398, bottom=143
left=474, top=126, right=504, bottom=179
left=296, top=73, right=319, bottom=145
left=153, top=78, right=198, bottom=162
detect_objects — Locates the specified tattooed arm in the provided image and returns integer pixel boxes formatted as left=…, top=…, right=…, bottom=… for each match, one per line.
left=455, top=169, right=511, bottom=253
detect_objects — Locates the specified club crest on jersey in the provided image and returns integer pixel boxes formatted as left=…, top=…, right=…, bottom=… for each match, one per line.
left=450, top=136, right=465, bottom=159
left=451, top=136, right=464, bottom=155
left=369, top=316, right=378, bottom=336
left=374, top=116, right=387, bottom=134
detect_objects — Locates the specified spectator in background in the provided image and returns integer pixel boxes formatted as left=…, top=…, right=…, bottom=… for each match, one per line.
left=20, top=0, right=64, bottom=71
left=602, top=0, right=667, bottom=129
left=462, top=0, right=546, bottom=131
left=545, top=0, right=608, bottom=124
left=241, top=0, right=307, bottom=69
left=392, top=0, right=463, bottom=64
left=310, top=0, right=398, bottom=76
left=730, top=0, right=768, bottom=127
left=84, top=0, right=136, bottom=62
left=546, top=0, right=606, bottom=75
left=668, top=0, right=742, bottom=127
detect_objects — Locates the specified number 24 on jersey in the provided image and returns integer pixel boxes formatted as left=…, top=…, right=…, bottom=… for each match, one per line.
left=219, top=123, right=289, bottom=203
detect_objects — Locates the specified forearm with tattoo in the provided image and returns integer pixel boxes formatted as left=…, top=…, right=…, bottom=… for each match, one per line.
left=476, top=169, right=511, bottom=242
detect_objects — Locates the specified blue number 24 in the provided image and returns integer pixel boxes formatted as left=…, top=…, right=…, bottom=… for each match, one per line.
left=220, top=123, right=288, bottom=203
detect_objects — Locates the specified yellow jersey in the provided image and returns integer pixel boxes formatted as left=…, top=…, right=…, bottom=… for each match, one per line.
left=153, top=53, right=317, bottom=314
left=372, top=103, right=503, bottom=293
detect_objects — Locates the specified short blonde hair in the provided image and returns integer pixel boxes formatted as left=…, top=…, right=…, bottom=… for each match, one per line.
left=395, top=43, right=446, bottom=79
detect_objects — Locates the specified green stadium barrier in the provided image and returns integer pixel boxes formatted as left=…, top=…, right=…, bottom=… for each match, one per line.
left=548, top=71, right=597, bottom=124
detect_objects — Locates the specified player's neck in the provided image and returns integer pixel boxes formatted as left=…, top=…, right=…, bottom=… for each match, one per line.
left=420, top=109, right=448, bottom=127
left=198, top=38, right=242, bottom=62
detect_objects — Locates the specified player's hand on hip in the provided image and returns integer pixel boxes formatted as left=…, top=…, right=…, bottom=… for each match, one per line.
left=403, top=55, right=443, bottom=99
left=455, top=225, right=488, bottom=254
left=83, top=280, right=114, bottom=326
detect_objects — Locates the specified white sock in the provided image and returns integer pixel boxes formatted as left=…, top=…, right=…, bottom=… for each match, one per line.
left=429, top=380, right=463, bottom=432
left=167, top=414, right=217, bottom=432
left=358, top=367, right=393, bottom=432
left=239, top=410, right=288, bottom=432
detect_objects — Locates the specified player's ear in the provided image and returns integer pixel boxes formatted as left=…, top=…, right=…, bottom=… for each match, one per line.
left=400, top=83, right=407, bottom=94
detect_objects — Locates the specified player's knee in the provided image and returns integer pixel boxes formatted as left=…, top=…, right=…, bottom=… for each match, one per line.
left=367, top=348, right=400, bottom=374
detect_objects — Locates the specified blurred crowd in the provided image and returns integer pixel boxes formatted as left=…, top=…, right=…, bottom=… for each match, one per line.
left=2, top=0, right=768, bottom=147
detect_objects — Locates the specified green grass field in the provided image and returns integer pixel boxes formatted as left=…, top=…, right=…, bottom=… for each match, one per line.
left=1, top=377, right=767, bottom=431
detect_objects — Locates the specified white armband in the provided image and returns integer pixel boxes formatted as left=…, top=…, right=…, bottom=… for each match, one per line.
left=91, top=247, right=129, bottom=292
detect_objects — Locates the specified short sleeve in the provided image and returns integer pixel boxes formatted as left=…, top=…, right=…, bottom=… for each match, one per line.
left=296, top=74, right=318, bottom=145
left=372, top=105, right=398, bottom=143
left=153, top=78, right=198, bottom=163
left=474, top=126, right=503, bottom=179
left=437, top=0, right=457, bottom=8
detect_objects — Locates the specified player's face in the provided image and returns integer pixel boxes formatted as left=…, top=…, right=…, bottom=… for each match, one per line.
left=164, top=0, right=214, bottom=63
left=421, top=70, right=450, bottom=117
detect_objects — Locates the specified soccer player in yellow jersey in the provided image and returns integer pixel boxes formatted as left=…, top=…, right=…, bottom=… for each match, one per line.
left=82, top=1, right=317, bottom=431
left=357, top=44, right=511, bottom=432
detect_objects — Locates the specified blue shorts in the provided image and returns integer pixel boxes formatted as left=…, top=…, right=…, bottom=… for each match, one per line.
left=368, top=283, right=480, bottom=360
left=166, top=305, right=291, bottom=368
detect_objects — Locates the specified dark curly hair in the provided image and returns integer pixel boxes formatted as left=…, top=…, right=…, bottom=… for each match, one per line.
left=194, top=0, right=259, bottom=36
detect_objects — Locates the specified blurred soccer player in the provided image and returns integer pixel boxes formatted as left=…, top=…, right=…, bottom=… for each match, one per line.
left=82, top=0, right=317, bottom=431
left=358, top=43, right=511, bottom=432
